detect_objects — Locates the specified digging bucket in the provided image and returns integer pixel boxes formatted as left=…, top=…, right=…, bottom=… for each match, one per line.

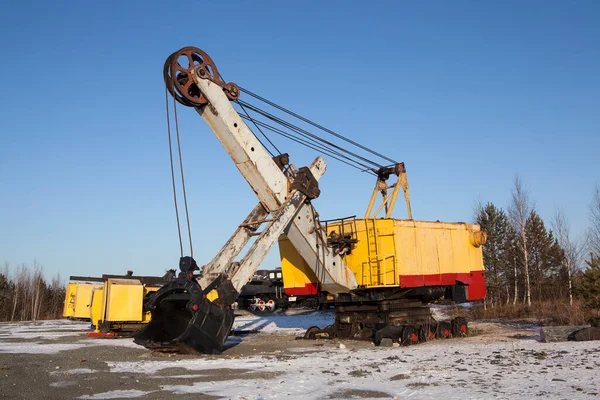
left=134, top=261, right=237, bottom=354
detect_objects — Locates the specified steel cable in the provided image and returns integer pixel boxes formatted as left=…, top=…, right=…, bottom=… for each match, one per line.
left=239, top=87, right=399, bottom=165
left=239, top=113, right=377, bottom=175
left=238, top=100, right=383, bottom=169
left=172, top=96, right=194, bottom=258
left=236, top=101, right=281, bottom=157
left=165, top=89, right=184, bottom=257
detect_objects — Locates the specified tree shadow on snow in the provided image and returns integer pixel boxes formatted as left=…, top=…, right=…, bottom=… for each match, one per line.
left=232, top=309, right=335, bottom=333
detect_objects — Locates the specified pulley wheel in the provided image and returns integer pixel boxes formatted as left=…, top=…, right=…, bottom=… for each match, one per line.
left=164, top=47, right=219, bottom=106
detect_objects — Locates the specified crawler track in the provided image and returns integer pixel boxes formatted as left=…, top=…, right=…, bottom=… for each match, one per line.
left=304, top=300, right=469, bottom=346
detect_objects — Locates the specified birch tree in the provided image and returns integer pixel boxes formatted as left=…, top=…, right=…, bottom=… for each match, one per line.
left=509, top=175, right=532, bottom=306
left=552, top=209, right=581, bottom=306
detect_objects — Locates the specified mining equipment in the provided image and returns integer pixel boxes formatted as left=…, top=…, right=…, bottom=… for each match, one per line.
left=133, top=47, right=487, bottom=354
left=88, top=272, right=174, bottom=336
left=63, top=277, right=103, bottom=321
left=64, top=272, right=174, bottom=335
left=236, top=268, right=326, bottom=312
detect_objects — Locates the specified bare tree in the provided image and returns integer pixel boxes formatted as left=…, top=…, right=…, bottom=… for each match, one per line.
left=509, top=175, right=532, bottom=306
left=590, top=183, right=600, bottom=257
left=552, top=209, right=581, bottom=306
left=17, top=265, right=31, bottom=321
left=0, top=263, right=65, bottom=321
left=10, top=263, right=19, bottom=321
left=31, top=262, right=44, bottom=321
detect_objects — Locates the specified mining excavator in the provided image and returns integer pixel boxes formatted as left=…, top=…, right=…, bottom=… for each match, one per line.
left=134, top=47, right=487, bottom=354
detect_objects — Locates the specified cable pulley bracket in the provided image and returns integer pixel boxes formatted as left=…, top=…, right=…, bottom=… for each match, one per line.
left=164, top=46, right=239, bottom=107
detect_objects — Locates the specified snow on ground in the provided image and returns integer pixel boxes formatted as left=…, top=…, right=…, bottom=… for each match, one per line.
left=0, top=319, right=145, bottom=354
left=0, top=336, right=146, bottom=354
left=1, top=315, right=599, bottom=399
left=107, top=340, right=600, bottom=399
left=0, top=319, right=90, bottom=340
left=0, top=341, right=92, bottom=354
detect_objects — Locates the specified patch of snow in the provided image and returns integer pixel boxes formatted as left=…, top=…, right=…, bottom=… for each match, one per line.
left=0, top=334, right=143, bottom=355
left=50, top=381, right=78, bottom=388
left=0, top=331, right=83, bottom=340
left=77, top=389, right=153, bottom=399
left=0, top=342, right=89, bottom=354
left=0, top=319, right=90, bottom=340
left=50, top=368, right=97, bottom=376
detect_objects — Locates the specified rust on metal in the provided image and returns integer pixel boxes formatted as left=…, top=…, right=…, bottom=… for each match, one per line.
left=272, top=153, right=290, bottom=171
left=164, top=46, right=239, bottom=107
left=290, top=166, right=320, bottom=199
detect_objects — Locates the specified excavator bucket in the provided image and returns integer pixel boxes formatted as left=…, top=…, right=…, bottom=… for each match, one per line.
left=134, top=258, right=238, bottom=354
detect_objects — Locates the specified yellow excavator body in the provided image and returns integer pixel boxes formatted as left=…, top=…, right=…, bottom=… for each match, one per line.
left=280, top=218, right=486, bottom=300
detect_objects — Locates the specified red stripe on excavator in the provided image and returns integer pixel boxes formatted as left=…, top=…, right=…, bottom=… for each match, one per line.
left=285, top=283, right=318, bottom=296
left=400, top=270, right=486, bottom=300
left=284, top=271, right=486, bottom=300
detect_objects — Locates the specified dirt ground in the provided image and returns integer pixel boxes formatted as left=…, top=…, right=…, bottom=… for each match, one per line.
left=0, top=311, right=598, bottom=399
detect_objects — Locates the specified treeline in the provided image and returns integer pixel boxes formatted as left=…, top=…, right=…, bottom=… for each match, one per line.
left=476, top=177, right=600, bottom=312
left=0, top=263, right=65, bottom=322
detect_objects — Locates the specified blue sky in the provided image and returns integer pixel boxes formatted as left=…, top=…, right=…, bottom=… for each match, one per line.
left=1, top=1, right=598, bottom=281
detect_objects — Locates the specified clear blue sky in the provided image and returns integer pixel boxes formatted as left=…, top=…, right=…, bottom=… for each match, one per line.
left=1, top=1, right=599, bottom=281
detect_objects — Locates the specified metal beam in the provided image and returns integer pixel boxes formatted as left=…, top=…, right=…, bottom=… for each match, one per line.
left=194, top=75, right=357, bottom=293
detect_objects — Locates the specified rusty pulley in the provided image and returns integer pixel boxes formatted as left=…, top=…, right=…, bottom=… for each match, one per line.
left=164, top=46, right=239, bottom=107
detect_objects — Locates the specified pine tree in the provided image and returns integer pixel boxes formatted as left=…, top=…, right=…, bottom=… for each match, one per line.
left=525, top=211, right=566, bottom=301
left=476, top=203, right=511, bottom=306
left=578, top=254, right=600, bottom=310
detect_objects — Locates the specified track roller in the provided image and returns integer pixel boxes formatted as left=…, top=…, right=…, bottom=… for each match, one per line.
left=304, top=325, right=335, bottom=340
left=401, top=325, right=420, bottom=346
left=451, top=317, right=468, bottom=337
left=436, top=321, right=452, bottom=339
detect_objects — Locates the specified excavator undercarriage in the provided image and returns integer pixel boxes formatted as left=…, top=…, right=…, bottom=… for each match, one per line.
left=134, top=46, right=486, bottom=354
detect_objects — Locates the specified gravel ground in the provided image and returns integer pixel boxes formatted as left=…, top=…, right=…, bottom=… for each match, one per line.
left=0, top=311, right=598, bottom=399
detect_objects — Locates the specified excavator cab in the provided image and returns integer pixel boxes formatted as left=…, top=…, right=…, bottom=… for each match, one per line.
left=134, top=257, right=237, bottom=354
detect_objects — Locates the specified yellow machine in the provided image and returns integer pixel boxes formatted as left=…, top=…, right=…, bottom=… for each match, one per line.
left=280, top=164, right=486, bottom=302
left=133, top=47, right=487, bottom=354
left=64, top=273, right=172, bottom=335
left=62, top=283, right=77, bottom=318
left=281, top=219, right=486, bottom=300
left=89, top=274, right=172, bottom=336
left=63, top=280, right=103, bottom=321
